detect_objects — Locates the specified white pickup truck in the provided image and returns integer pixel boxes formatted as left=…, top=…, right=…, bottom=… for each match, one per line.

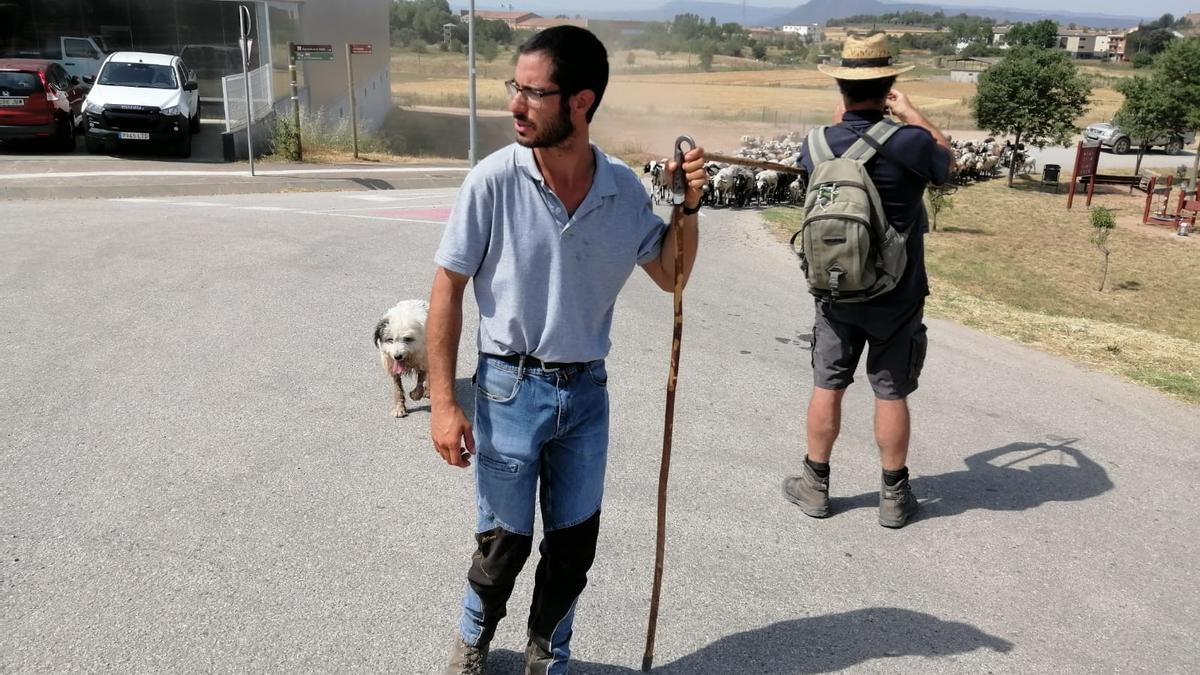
left=7, top=37, right=108, bottom=82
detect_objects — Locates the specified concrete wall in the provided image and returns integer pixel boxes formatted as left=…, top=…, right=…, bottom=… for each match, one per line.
left=297, top=0, right=391, bottom=131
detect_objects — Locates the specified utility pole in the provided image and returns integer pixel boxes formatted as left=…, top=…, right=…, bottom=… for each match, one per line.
left=468, top=0, right=478, bottom=166
left=239, top=5, right=255, bottom=177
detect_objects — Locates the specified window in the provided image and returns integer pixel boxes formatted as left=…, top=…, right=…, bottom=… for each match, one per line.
left=64, top=39, right=99, bottom=59
left=0, top=71, right=42, bottom=95
left=49, top=65, right=71, bottom=90
left=99, top=62, right=179, bottom=89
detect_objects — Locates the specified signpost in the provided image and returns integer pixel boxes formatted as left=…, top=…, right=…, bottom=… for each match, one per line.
left=238, top=5, right=255, bottom=177
left=287, top=42, right=302, bottom=161
left=345, top=43, right=372, bottom=159
left=1067, top=140, right=1102, bottom=210
left=293, top=44, right=334, bottom=61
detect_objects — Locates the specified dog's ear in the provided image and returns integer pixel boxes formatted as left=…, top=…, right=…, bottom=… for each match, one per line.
left=373, top=318, right=387, bottom=347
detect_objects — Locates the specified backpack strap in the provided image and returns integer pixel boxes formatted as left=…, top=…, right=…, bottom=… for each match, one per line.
left=842, top=121, right=902, bottom=163
left=806, top=126, right=836, bottom=164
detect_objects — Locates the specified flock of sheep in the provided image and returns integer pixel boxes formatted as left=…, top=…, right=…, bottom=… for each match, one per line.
left=949, top=138, right=1036, bottom=184
left=640, top=132, right=1039, bottom=206
left=642, top=134, right=807, bottom=210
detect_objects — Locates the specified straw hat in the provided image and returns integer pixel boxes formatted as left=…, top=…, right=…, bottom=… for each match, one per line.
left=818, top=34, right=914, bottom=80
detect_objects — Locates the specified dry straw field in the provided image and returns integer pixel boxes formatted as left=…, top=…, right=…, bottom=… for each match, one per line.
left=390, top=49, right=1125, bottom=154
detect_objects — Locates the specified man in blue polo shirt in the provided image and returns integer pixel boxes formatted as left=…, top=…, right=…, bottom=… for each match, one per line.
left=784, top=34, right=954, bottom=529
left=426, top=26, right=707, bottom=675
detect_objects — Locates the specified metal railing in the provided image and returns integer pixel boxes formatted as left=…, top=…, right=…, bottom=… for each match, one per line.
left=221, top=64, right=273, bottom=132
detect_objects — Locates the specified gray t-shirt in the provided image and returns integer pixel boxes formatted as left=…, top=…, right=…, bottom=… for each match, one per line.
left=435, top=143, right=667, bottom=363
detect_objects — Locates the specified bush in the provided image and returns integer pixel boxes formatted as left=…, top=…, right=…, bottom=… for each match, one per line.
left=1132, top=52, right=1154, bottom=68
left=271, top=115, right=302, bottom=161
left=271, top=107, right=405, bottom=160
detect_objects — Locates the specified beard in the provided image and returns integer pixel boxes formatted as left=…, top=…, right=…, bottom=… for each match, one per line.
left=515, top=99, right=575, bottom=149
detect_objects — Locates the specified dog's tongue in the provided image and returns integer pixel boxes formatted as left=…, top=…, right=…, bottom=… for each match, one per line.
left=392, top=362, right=408, bottom=375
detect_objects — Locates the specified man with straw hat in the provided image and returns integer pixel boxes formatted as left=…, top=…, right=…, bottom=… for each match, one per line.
left=783, top=34, right=954, bottom=529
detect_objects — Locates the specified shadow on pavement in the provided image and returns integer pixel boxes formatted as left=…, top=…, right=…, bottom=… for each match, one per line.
left=832, top=439, right=1113, bottom=522
left=486, top=608, right=1013, bottom=673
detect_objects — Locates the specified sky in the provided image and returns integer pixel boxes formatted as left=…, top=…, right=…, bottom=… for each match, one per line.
left=463, top=0, right=1197, bottom=21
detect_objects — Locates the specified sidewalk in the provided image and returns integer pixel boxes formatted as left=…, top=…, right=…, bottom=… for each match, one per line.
left=0, top=156, right=471, bottom=201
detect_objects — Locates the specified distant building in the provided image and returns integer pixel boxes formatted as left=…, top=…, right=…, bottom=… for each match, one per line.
left=515, top=17, right=588, bottom=31
left=1057, top=29, right=1105, bottom=59
left=944, top=56, right=1002, bottom=83
left=781, top=24, right=822, bottom=40
left=1107, top=32, right=1128, bottom=61
left=992, top=25, right=1013, bottom=46
left=461, top=10, right=538, bottom=29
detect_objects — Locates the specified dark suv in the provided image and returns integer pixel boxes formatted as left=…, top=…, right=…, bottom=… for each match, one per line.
left=0, top=59, right=86, bottom=150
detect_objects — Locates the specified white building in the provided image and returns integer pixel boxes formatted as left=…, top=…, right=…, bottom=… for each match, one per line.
left=781, top=24, right=822, bottom=40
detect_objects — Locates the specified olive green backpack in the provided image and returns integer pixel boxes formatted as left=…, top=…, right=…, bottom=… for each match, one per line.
left=791, top=121, right=908, bottom=302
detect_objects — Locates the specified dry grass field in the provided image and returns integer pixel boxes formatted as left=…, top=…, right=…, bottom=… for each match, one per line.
left=389, top=49, right=1126, bottom=149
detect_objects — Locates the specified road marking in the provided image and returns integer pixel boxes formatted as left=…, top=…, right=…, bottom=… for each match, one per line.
left=109, top=197, right=171, bottom=203
left=296, top=209, right=447, bottom=225
left=234, top=206, right=293, bottom=212
left=0, top=166, right=469, bottom=181
left=304, top=202, right=456, bottom=213
left=170, top=201, right=230, bottom=207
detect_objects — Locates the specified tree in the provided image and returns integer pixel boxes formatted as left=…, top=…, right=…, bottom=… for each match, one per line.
left=926, top=186, right=954, bottom=231
left=1149, top=38, right=1200, bottom=183
left=752, top=44, right=767, bottom=60
left=1113, top=76, right=1174, bottom=175
left=1006, top=20, right=1058, bottom=48
left=973, top=47, right=1091, bottom=186
left=1089, top=207, right=1116, bottom=292
left=698, top=46, right=714, bottom=72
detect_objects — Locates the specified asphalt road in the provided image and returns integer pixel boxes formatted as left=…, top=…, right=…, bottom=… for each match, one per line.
left=3, top=189, right=1198, bottom=673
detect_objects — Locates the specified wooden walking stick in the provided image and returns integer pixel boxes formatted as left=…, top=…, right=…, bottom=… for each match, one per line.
left=642, top=135, right=695, bottom=673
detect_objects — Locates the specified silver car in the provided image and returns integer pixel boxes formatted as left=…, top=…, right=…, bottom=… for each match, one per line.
left=1085, top=121, right=1195, bottom=155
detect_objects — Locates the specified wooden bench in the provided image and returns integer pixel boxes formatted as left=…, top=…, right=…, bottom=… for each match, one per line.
left=1132, top=171, right=1156, bottom=194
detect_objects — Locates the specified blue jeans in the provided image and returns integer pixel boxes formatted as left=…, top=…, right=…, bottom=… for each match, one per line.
left=459, top=354, right=610, bottom=673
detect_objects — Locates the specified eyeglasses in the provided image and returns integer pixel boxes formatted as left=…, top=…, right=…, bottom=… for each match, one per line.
left=504, top=79, right=563, bottom=105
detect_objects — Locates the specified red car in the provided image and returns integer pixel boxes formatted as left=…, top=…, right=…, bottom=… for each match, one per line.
left=0, top=59, right=87, bottom=150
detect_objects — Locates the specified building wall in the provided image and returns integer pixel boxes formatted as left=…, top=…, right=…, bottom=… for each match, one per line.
left=296, top=0, right=391, bottom=131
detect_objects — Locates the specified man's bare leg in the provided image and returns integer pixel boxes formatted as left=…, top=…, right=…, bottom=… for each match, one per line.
left=806, top=386, right=846, bottom=463
left=874, top=398, right=910, bottom=471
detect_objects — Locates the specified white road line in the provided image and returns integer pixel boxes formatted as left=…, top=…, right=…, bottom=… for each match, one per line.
left=295, top=210, right=446, bottom=224
left=0, top=166, right=469, bottom=181
left=234, top=206, right=293, bottom=211
left=109, top=197, right=171, bottom=203
left=302, top=203, right=456, bottom=213
left=169, top=201, right=230, bottom=207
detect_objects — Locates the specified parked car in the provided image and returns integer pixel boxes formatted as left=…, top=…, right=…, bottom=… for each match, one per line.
left=1085, top=121, right=1196, bottom=155
left=83, top=52, right=200, bottom=158
left=0, top=59, right=87, bottom=150
left=4, top=36, right=108, bottom=82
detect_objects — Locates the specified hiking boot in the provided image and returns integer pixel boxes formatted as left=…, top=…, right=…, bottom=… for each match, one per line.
left=782, top=461, right=830, bottom=518
left=445, top=637, right=489, bottom=675
left=523, top=632, right=553, bottom=675
left=878, top=475, right=918, bottom=529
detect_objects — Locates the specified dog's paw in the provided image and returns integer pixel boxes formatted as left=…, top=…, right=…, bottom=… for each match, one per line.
left=391, top=403, right=409, bottom=418
left=409, top=384, right=426, bottom=401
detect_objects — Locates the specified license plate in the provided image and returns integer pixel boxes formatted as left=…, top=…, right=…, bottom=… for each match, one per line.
left=118, top=131, right=150, bottom=140
left=0, top=97, right=24, bottom=106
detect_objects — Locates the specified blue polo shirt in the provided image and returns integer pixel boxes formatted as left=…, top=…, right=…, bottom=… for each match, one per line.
left=799, top=110, right=953, bottom=305
left=435, top=143, right=667, bottom=363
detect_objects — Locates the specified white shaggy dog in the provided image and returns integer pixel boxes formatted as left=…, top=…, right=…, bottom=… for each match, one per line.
left=373, top=299, right=430, bottom=418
